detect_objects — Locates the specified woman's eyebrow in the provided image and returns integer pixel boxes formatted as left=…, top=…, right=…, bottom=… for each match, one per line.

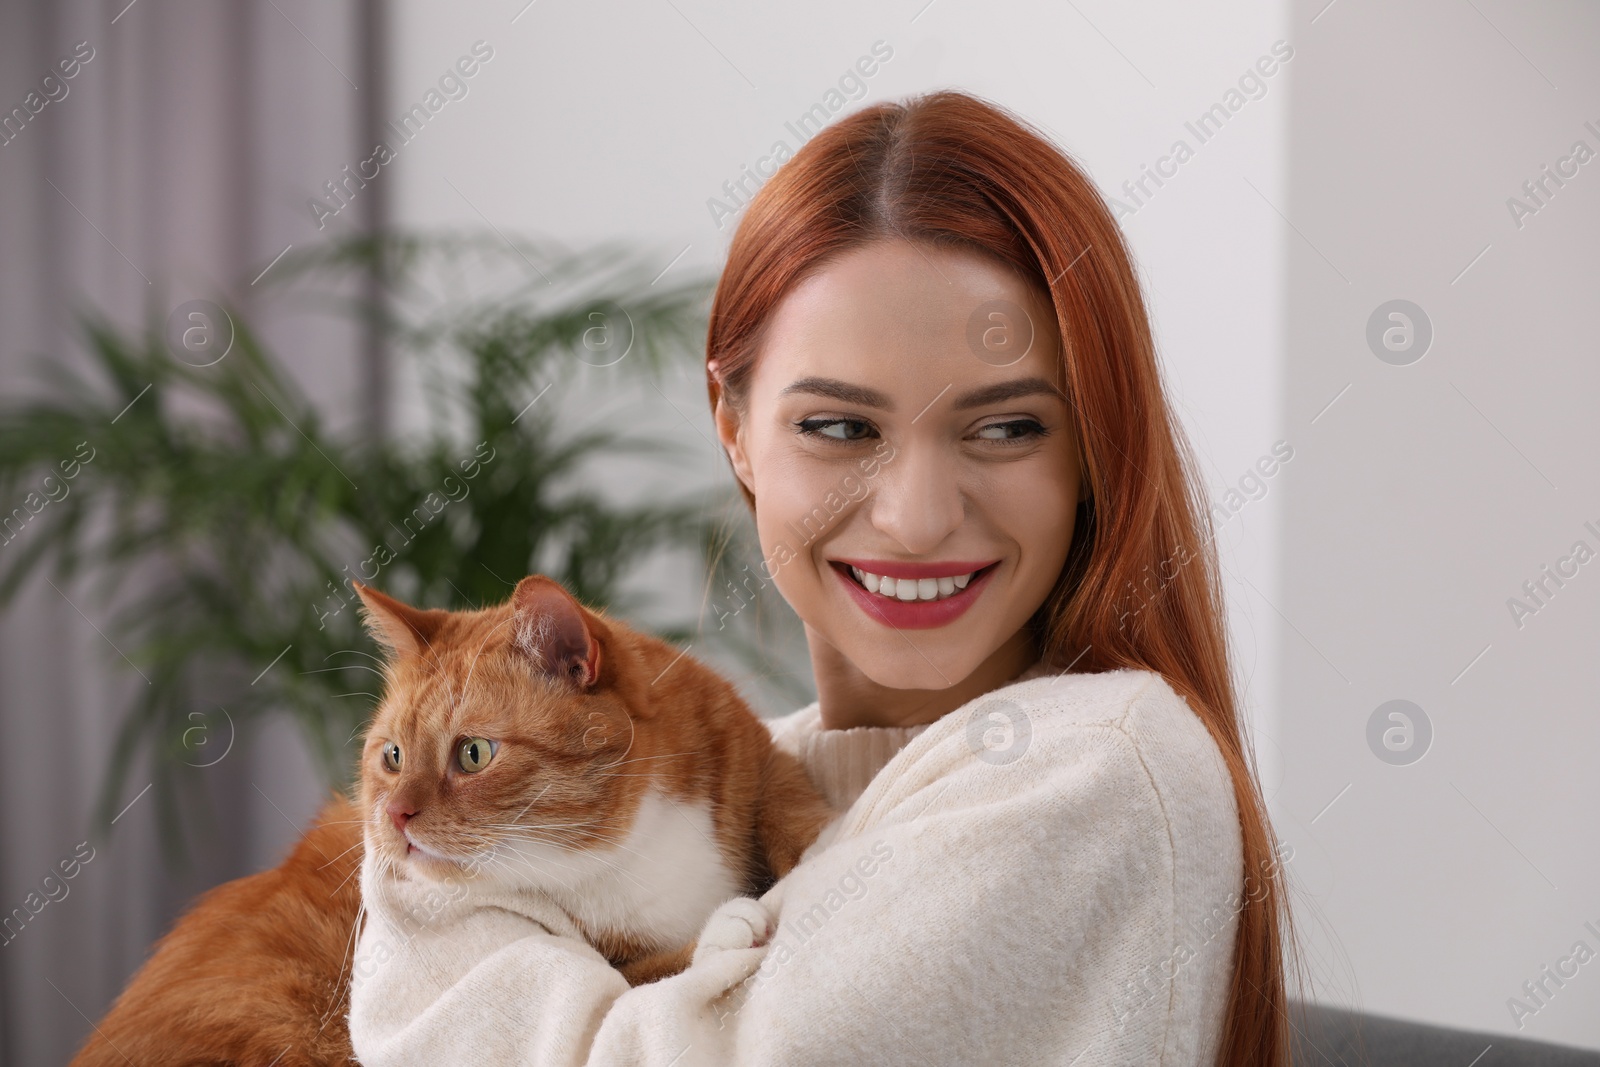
left=777, top=375, right=1065, bottom=411
left=777, top=377, right=893, bottom=409
left=950, top=377, right=1066, bottom=410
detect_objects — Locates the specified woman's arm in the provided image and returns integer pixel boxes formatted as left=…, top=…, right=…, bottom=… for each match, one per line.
left=349, top=903, right=618, bottom=1065
left=350, top=683, right=1241, bottom=1066
left=348, top=877, right=777, bottom=1066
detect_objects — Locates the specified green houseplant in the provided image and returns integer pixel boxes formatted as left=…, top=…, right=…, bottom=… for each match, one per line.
left=0, top=232, right=804, bottom=860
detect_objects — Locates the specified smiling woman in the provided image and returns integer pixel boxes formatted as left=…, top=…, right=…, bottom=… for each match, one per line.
left=345, top=88, right=1301, bottom=1067
left=699, top=87, right=1302, bottom=1064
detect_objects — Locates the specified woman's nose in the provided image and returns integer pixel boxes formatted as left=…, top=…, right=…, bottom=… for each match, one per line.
left=866, top=444, right=964, bottom=555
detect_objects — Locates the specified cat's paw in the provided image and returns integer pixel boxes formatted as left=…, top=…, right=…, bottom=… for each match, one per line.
left=691, top=896, right=773, bottom=964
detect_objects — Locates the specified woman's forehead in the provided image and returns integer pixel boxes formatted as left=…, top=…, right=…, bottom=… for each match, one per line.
left=754, top=240, right=1062, bottom=397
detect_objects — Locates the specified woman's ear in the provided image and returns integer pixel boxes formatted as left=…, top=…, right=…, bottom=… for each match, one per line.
left=712, top=394, right=755, bottom=497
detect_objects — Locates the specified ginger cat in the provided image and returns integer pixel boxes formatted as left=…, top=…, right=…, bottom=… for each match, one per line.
left=69, top=575, right=835, bottom=1065
left=352, top=574, right=836, bottom=984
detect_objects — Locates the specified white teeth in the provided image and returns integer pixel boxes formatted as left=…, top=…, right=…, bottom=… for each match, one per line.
left=847, top=566, right=980, bottom=602
left=852, top=566, right=880, bottom=593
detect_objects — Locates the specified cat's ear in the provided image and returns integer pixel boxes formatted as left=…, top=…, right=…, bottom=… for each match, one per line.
left=511, top=576, right=603, bottom=689
left=351, top=581, right=447, bottom=659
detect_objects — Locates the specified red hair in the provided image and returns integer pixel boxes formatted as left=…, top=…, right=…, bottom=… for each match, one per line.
left=705, top=89, right=1301, bottom=1065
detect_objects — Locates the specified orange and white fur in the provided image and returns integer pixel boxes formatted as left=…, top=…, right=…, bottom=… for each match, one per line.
left=351, top=575, right=837, bottom=985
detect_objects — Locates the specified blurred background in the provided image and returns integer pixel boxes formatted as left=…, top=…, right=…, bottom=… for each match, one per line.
left=0, top=0, right=1595, bottom=1062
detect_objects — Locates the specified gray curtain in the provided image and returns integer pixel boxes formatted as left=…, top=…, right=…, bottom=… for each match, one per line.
left=0, top=2, right=386, bottom=1063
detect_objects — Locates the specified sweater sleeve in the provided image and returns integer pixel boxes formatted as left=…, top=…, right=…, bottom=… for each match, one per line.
left=348, top=675, right=1242, bottom=1067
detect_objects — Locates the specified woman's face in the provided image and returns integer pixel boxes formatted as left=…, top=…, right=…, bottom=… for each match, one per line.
left=715, top=239, right=1085, bottom=691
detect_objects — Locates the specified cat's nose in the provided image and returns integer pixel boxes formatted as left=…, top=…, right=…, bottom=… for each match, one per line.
left=386, top=799, right=417, bottom=832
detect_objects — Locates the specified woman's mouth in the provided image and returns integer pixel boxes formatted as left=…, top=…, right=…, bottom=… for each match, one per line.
left=829, top=559, right=1000, bottom=630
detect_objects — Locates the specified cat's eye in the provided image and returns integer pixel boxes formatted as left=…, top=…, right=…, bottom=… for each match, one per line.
left=381, top=742, right=402, bottom=773
left=457, top=737, right=496, bottom=773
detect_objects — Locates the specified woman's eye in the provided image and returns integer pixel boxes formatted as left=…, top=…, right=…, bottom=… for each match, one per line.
left=382, top=742, right=402, bottom=772
left=457, top=737, right=497, bottom=773
left=974, top=419, right=1047, bottom=443
left=797, top=417, right=876, bottom=442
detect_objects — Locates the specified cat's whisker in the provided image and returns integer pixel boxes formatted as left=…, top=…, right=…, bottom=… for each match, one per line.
left=580, top=833, right=654, bottom=858
left=476, top=840, right=585, bottom=895
left=596, top=771, right=700, bottom=780
left=506, top=857, right=588, bottom=895
left=329, top=857, right=369, bottom=900
left=597, top=750, right=702, bottom=769
left=473, top=825, right=630, bottom=838
left=483, top=830, right=592, bottom=861
left=478, top=818, right=623, bottom=834
left=494, top=821, right=646, bottom=856
left=334, top=897, right=368, bottom=995
left=488, top=828, right=658, bottom=895
left=499, top=783, right=555, bottom=829
left=325, top=649, right=388, bottom=666
left=566, top=851, right=657, bottom=896
left=315, top=839, right=367, bottom=872
left=301, top=664, right=388, bottom=680
left=478, top=828, right=579, bottom=852
left=488, top=826, right=621, bottom=852
left=556, top=840, right=661, bottom=884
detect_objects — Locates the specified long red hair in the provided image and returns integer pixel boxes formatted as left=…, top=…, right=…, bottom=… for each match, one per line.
left=705, top=89, right=1301, bottom=1065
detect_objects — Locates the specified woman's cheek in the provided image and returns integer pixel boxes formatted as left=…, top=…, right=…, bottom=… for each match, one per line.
left=751, top=455, right=848, bottom=606
left=1000, top=453, right=1077, bottom=591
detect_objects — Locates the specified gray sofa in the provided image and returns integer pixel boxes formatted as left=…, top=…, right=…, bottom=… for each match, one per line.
left=1290, top=1000, right=1600, bottom=1065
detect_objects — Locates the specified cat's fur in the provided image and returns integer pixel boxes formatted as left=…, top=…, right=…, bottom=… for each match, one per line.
left=69, top=796, right=365, bottom=1065
left=353, top=574, right=836, bottom=984
left=70, top=575, right=834, bottom=1065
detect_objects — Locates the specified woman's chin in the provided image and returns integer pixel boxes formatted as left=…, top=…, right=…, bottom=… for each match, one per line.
left=845, top=636, right=988, bottom=693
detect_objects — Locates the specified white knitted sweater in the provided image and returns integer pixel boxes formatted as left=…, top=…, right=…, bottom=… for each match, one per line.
left=347, top=665, right=1245, bottom=1066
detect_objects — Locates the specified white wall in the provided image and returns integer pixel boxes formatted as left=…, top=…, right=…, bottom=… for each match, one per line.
left=1277, top=0, right=1600, bottom=1049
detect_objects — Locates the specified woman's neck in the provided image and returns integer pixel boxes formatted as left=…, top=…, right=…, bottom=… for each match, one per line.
left=807, top=627, right=1039, bottom=731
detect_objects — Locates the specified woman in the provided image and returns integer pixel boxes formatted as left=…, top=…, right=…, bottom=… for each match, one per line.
left=350, top=89, right=1298, bottom=1065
